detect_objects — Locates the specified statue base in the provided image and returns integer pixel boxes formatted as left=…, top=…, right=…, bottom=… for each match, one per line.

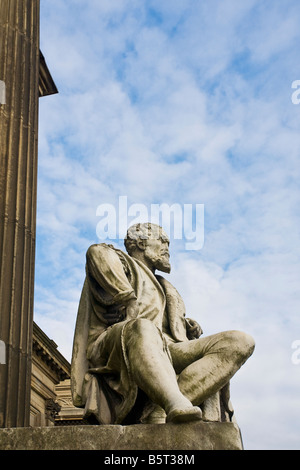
left=0, top=422, right=243, bottom=450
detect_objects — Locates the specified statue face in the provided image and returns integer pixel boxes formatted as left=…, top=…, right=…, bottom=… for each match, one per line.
left=143, top=237, right=171, bottom=273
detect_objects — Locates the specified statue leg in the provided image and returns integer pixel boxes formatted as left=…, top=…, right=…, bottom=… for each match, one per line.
left=169, top=330, right=255, bottom=406
left=123, top=318, right=202, bottom=423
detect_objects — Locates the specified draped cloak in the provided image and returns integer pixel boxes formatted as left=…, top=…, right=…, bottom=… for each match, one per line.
left=70, top=243, right=190, bottom=424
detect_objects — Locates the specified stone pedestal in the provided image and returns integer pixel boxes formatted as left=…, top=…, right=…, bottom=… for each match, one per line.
left=0, top=422, right=243, bottom=450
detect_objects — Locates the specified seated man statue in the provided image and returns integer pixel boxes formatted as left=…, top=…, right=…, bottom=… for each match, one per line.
left=71, top=223, right=255, bottom=425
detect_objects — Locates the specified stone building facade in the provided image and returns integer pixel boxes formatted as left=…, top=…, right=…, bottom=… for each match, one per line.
left=31, top=322, right=83, bottom=427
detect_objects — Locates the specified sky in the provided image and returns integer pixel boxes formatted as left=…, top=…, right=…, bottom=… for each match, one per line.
left=35, top=0, right=300, bottom=450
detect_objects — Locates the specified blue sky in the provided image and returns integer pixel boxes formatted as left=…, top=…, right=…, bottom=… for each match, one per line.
left=35, top=0, right=300, bottom=449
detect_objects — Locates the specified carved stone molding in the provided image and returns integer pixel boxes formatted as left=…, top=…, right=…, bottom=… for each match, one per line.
left=45, top=399, right=61, bottom=423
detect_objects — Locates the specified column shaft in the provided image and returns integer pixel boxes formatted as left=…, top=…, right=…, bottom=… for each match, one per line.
left=0, top=0, right=40, bottom=428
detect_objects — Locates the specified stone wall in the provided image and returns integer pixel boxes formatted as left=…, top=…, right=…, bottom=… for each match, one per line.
left=0, top=422, right=243, bottom=450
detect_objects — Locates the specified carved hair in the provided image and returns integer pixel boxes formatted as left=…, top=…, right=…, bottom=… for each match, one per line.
left=124, top=223, right=169, bottom=255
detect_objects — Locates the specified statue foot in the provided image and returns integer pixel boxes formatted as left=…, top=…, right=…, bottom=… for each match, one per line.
left=141, top=406, right=166, bottom=424
left=166, top=406, right=202, bottom=423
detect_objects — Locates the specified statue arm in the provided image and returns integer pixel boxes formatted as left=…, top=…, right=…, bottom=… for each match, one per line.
left=86, top=243, right=137, bottom=305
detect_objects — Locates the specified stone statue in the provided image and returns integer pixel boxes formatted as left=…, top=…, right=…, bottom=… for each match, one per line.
left=71, top=223, right=255, bottom=425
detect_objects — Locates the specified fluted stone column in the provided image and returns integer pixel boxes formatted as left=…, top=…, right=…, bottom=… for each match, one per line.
left=0, top=0, right=41, bottom=428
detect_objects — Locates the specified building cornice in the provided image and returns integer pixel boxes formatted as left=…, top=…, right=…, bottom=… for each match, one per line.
left=32, top=322, right=70, bottom=382
left=39, top=51, right=58, bottom=97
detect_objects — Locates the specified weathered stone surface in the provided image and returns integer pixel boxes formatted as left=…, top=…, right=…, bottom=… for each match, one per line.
left=0, top=422, right=243, bottom=450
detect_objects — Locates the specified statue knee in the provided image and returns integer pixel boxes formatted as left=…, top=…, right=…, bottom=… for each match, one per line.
left=123, top=318, right=166, bottom=365
left=229, top=330, right=255, bottom=361
left=125, top=318, right=160, bottom=340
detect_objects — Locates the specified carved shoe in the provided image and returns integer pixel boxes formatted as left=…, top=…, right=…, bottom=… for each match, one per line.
left=140, top=404, right=166, bottom=424
left=166, top=406, right=202, bottom=423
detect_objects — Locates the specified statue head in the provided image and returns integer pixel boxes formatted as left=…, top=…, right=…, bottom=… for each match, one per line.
left=124, top=223, right=171, bottom=274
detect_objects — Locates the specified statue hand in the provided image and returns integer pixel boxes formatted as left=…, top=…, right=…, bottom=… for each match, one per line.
left=105, top=305, right=127, bottom=325
left=105, top=298, right=139, bottom=325
left=105, top=298, right=138, bottom=325
left=186, top=318, right=203, bottom=340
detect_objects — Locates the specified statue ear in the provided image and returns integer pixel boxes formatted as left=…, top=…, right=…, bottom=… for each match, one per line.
left=136, top=239, right=146, bottom=251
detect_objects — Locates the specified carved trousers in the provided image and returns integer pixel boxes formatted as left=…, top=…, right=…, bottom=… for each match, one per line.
left=122, top=318, right=255, bottom=411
